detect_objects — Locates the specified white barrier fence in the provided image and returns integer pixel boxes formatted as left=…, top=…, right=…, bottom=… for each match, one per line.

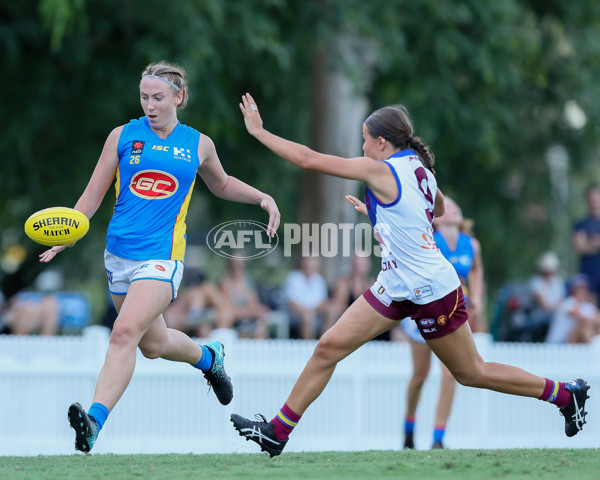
left=1, top=327, right=598, bottom=456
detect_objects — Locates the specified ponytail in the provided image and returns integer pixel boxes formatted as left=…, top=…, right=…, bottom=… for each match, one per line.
left=365, top=105, right=436, bottom=175
left=408, top=136, right=436, bottom=175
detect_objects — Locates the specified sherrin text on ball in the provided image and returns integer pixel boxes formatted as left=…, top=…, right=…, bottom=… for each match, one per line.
left=24, top=207, right=89, bottom=246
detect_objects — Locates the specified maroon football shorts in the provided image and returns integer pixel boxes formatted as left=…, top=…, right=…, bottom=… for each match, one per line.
left=363, top=282, right=468, bottom=340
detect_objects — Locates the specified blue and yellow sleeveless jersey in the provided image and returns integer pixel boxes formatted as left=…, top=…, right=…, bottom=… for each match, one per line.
left=433, top=231, right=474, bottom=284
left=106, top=117, right=201, bottom=261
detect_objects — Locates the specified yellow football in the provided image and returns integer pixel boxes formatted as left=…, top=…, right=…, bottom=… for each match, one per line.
left=24, top=207, right=89, bottom=246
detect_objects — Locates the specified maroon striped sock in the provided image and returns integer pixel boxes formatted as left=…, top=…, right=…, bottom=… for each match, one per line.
left=539, top=378, right=571, bottom=408
left=271, top=403, right=301, bottom=440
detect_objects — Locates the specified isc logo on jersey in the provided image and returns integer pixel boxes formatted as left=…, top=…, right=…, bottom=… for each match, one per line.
left=130, top=170, right=179, bottom=199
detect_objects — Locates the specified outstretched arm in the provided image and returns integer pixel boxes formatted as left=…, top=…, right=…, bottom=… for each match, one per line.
left=239, top=93, right=388, bottom=185
left=197, top=134, right=280, bottom=237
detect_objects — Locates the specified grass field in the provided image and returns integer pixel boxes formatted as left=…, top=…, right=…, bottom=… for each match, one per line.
left=1, top=449, right=599, bottom=480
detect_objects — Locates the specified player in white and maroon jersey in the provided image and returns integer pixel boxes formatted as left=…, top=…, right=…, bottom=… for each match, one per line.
left=230, top=93, right=589, bottom=457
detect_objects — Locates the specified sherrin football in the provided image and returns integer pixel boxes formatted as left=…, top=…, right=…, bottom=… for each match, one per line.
left=24, top=207, right=89, bottom=246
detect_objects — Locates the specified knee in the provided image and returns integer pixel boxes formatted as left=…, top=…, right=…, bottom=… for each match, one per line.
left=313, top=332, right=342, bottom=364
left=139, top=343, right=162, bottom=359
left=451, top=366, right=483, bottom=388
left=410, top=372, right=428, bottom=387
left=109, top=320, right=140, bottom=350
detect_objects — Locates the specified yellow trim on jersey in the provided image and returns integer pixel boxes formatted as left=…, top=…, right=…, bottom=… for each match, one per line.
left=170, top=178, right=196, bottom=260
left=114, top=168, right=121, bottom=204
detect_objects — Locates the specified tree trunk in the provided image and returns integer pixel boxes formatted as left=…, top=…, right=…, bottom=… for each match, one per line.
left=298, top=42, right=372, bottom=285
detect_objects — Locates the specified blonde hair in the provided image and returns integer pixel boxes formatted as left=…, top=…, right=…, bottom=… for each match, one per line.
left=141, top=61, right=189, bottom=109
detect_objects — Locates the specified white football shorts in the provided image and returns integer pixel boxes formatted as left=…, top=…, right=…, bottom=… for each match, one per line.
left=104, top=250, right=184, bottom=300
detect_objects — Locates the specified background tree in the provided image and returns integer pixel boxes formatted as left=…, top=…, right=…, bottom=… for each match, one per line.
left=2, top=0, right=600, bottom=325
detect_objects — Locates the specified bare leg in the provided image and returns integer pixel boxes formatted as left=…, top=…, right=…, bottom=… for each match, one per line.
left=406, top=341, right=432, bottom=419
left=434, top=363, right=456, bottom=428
left=299, top=310, right=318, bottom=340
left=427, top=322, right=546, bottom=397
left=286, top=296, right=398, bottom=415
left=138, top=312, right=203, bottom=363
left=91, top=280, right=173, bottom=410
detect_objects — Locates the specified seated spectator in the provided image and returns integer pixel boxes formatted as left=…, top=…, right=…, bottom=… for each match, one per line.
left=219, top=258, right=270, bottom=339
left=546, top=274, right=600, bottom=344
left=283, top=257, right=334, bottom=340
left=164, top=268, right=234, bottom=338
left=527, top=251, right=567, bottom=340
left=5, top=292, right=60, bottom=336
left=3, top=270, right=90, bottom=335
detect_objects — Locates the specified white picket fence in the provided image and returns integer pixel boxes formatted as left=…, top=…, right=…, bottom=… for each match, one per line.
left=0, top=327, right=598, bottom=456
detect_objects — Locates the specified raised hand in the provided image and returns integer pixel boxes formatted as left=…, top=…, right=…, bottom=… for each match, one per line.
left=239, top=93, right=264, bottom=137
left=345, top=195, right=368, bottom=217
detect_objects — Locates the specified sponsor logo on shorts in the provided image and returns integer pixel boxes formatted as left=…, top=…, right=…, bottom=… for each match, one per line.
left=423, top=327, right=437, bottom=333
left=419, top=318, right=435, bottom=327
left=131, top=140, right=145, bottom=155
left=155, top=265, right=166, bottom=272
left=106, top=269, right=113, bottom=283
left=130, top=170, right=179, bottom=199
left=437, top=315, right=447, bottom=326
left=377, top=286, right=385, bottom=295
left=414, top=285, right=433, bottom=299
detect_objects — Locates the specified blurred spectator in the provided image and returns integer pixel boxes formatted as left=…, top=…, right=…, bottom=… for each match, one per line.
left=164, top=268, right=234, bottom=338
left=527, top=251, right=567, bottom=340
left=492, top=252, right=567, bottom=343
left=546, top=274, right=600, bottom=344
left=3, top=270, right=90, bottom=335
left=283, top=257, right=334, bottom=339
left=219, top=258, right=270, bottom=339
left=572, top=183, right=600, bottom=305
left=5, top=292, right=60, bottom=336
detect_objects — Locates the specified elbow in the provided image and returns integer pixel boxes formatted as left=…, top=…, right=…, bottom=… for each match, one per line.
left=295, top=153, right=313, bottom=170
left=210, top=176, right=232, bottom=199
left=294, top=147, right=320, bottom=170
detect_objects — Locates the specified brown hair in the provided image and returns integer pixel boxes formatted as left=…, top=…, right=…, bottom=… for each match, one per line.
left=141, top=61, right=189, bottom=109
left=364, top=105, right=435, bottom=173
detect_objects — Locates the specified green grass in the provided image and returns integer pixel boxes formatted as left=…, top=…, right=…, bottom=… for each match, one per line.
left=1, top=449, right=599, bottom=480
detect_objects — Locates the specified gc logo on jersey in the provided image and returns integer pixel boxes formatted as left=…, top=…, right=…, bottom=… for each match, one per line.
left=130, top=170, right=179, bottom=199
